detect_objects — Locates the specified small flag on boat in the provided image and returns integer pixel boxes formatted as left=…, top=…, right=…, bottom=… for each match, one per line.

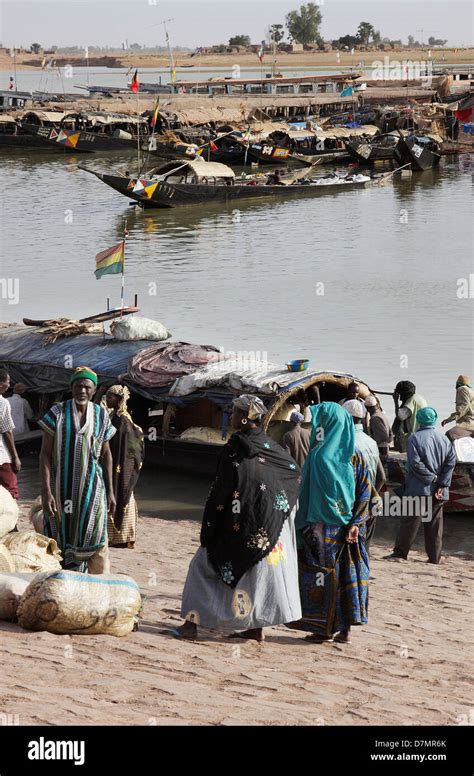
left=171, top=66, right=177, bottom=83
left=95, top=241, right=125, bottom=279
left=150, top=100, right=160, bottom=128
left=257, top=45, right=264, bottom=63
left=8, top=76, right=14, bottom=90
left=209, top=140, right=218, bottom=152
left=130, top=69, right=139, bottom=93
left=340, top=85, right=353, bottom=97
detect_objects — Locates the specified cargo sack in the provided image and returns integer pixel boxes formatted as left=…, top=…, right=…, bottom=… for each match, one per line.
left=2, top=531, right=62, bottom=573
left=110, top=316, right=171, bottom=342
left=0, top=544, right=15, bottom=573
left=0, top=572, right=40, bottom=621
left=0, top=485, right=19, bottom=539
left=17, top=570, right=142, bottom=637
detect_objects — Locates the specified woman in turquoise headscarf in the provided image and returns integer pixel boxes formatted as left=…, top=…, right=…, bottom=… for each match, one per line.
left=291, top=402, right=372, bottom=643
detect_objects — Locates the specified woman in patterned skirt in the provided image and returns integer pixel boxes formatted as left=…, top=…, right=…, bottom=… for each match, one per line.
left=103, top=385, right=144, bottom=549
left=292, top=401, right=371, bottom=644
left=167, top=394, right=302, bottom=642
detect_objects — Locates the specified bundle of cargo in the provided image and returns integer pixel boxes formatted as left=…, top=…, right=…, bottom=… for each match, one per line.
left=17, top=570, right=142, bottom=637
left=0, top=485, right=18, bottom=539
left=0, top=572, right=40, bottom=621
left=2, top=531, right=62, bottom=573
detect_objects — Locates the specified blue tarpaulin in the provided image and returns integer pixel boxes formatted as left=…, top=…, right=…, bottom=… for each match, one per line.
left=0, top=326, right=164, bottom=399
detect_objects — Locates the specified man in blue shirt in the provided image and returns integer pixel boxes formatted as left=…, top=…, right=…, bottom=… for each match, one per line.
left=386, top=407, right=457, bottom=564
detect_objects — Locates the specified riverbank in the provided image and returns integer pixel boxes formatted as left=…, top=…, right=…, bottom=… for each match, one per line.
left=1, top=499, right=472, bottom=726
left=1, top=48, right=473, bottom=71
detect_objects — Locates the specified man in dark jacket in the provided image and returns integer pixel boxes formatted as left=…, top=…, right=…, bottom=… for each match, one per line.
left=386, top=407, right=457, bottom=564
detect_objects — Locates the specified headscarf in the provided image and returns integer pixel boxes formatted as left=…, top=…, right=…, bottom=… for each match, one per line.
left=342, top=399, right=365, bottom=419
left=290, top=411, right=304, bottom=423
left=233, top=394, right=267, bottom=421
left=296, top=402, right=356, bottom=529
left=201, top=426, right=300, bottom=588
left=395, top=380, right=416, bottom=399
left=416, top=406, right=438, bottom=428
left=70, top=366, right=98, bottom=387
left=456, top=375, right=471, bottom=388
left=103, top=384, right=132, bottom=420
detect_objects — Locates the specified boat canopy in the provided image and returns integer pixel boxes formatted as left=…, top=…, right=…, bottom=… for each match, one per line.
left=150, top=158, right=235, bottom=180
left=267, top=125, right=379, bottom=141
left=0, top=114, right=16, bottom=123
left=67, top=111, right=149, bottom=125
left=20, top=110, right=69, bottom=123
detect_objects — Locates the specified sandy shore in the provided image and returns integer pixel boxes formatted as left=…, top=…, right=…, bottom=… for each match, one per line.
left=1, top=499, right=472, bottom=727
left=1, top=48, right=473, bottom=71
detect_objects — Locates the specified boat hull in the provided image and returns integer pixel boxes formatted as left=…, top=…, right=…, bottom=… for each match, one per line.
left=394, top=136, right=442, bottom=171
left=96, top=173, right=370, bottom=208
left=21, top=123, right=139, bottom=153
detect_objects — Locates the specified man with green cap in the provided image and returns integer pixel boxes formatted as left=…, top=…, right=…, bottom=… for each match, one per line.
left=441, top=375, right=474, bottom=442
left=386, top=407, right=456, bottom=564
left=39, top=366, right=116, bottom=573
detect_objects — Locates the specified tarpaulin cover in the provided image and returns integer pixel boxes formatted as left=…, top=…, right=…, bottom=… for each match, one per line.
left=0, top=326, right=162, bottom=398
left=0, top=326, right=369, bottom=405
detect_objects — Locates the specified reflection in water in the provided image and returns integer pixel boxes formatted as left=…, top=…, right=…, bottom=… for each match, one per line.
left=0, top=150, right=472, bottom=424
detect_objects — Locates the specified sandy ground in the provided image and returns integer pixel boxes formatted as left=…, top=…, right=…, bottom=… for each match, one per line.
left=1, top=497, right=473, bottom=727
left=1, top=48, right=473, bottom=71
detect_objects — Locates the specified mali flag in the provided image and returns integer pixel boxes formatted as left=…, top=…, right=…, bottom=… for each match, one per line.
left=130, top=69, right=139, bottom=93
left=95, top=241, right=124, bottom=279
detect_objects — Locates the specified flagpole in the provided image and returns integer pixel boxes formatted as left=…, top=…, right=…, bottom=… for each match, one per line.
left=121, top=222, right=128, bottom=314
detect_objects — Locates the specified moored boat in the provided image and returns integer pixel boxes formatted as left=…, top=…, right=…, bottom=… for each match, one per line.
left=1, top=322, right=471, bottom=512
left=79, top=158, right=372, bottom=209
left=20, top=111, right=149, bottom=153
left=394, top=133, right=442, bottom=171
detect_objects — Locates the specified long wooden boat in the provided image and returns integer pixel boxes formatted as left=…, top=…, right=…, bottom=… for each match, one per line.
left=394, top=133, right=442, bottom=171
left=79, top=158, right=372, bottom=209
left=0, top=114, right=56, bottom=149
left=345, top=134, right=399, bottom=164
left=20, top=111, right=149, bottom=153
left=2, top=324, right=470, bottom=513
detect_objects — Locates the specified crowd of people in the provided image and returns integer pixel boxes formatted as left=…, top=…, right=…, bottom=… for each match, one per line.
left=0, top=364, right=472, bottom=644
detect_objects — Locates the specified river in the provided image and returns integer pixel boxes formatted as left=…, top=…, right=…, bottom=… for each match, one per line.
left=0, top=146, right=472, bottom=423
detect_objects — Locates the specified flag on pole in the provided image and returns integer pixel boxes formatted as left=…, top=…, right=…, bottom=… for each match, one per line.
left=8, top=77, right=14, bottom=91
left=150, top=99, right=160, bottom=129
left=84, top=46, right=89, bottom=60
left=257, top=45, right=264, bottom=63
left=171, top=66, right=177, bottom=83
left=130, top=69, right=139, bottom=93
left=340, top=85, right=353, bottom=97
left=95, top=241, right=125, bottom=279
left=209, top=140, right=218, bottom=152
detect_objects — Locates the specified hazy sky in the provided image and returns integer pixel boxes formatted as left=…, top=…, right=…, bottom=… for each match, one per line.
left=1, top=0, right=473, bottom=49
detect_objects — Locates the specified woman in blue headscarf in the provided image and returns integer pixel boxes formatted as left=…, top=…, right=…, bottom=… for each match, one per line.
left=290, top=402, right=372, bottom=643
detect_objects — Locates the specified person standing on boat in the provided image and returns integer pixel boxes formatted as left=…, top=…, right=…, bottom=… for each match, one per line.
left=6, top=383, right=34, bottom=438
left=392, top=381, right=427, bottom=453
left=0, top=368, right=21, bottom=499
left=364, top=395, right=393, bottom=460
left=102, top=385, right=144, bottom=550
left=290, top=402, right=371, bottom=644
left=441, top=375, right=474, bottom=442
left=166, top=394, right=301, bottom=642
left=386, top=407, right=456, bottom=564
left=39, top=367, right=116, bottom=574
left=281, top=411, right=311, bottom=468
